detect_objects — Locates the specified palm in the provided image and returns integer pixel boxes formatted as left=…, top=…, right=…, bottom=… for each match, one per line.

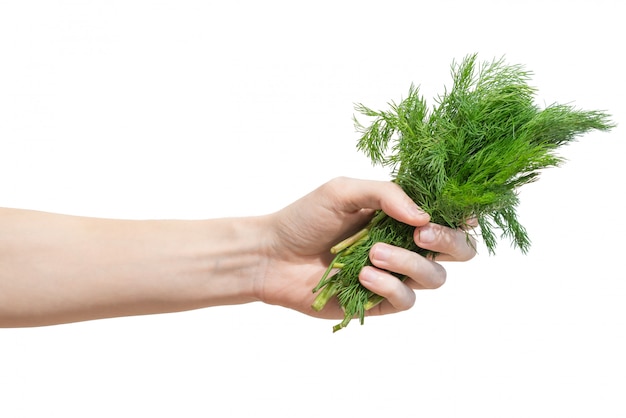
left=259, top=184, right=375, bottom=319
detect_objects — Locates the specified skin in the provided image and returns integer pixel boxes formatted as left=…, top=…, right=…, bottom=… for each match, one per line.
left=0, top=177, right=476, bottom=327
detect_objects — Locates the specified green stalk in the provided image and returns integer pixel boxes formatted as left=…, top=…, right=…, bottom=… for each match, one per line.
left=332, top=316, right=353, bottom=333
left=312, top=210, right=389, bottom=312
left=311, top=280, right=340, bottom=312
left=331, top=228, right=368, bottom=254
left=363, top=294, right=385, bottom=311
left=330, top=210, right=387, bottom=254
left=312, top=252, right=342, bottom=294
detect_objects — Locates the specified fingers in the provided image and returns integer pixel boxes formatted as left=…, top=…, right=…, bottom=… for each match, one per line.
left=358, top=242, right=445, bottom=314
left=415, top=223, right=477, bottom=262
left=359, top=266, right=417, bottom=312
left=325, top=177, right=431, bottom=227
left=358, top=250, right=444, bottom=316
left=368, top=243, right=447, bottom=290
left=320, top=177, right=477, bottom=317
left=358, top=219, right=477, bottom=315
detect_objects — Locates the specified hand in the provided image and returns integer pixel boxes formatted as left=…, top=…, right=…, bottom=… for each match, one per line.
left=0, top=179, right=475, bottom=328
left=256, top=177, right=477, bottom=320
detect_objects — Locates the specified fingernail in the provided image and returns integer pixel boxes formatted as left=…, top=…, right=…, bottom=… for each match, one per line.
left=411, top=204, right=429, bottom=219
left=410, top=206, right=430, bottom=225
left=360, top=267, right=379, bottom=284
left=371, top=244, right=391, bottom=262
left=418, top=225, right=436, bottom=243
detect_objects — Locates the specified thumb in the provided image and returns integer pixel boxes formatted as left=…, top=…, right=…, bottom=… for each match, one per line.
left=335, top=177, right=430, bottom=227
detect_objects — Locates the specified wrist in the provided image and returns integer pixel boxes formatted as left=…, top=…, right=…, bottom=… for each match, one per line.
left=195, top=215, right=271, bottom=307
left=0, top=209, right=273, bottom=326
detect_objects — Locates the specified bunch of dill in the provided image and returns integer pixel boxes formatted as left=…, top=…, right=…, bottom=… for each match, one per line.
left=312, top=54, right=615, bottom=332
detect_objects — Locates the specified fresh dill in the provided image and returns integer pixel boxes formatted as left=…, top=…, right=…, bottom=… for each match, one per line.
left=312, top=54, right=615, bottom=332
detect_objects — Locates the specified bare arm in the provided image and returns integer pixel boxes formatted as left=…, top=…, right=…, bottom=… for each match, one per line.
left=0, top=177, right=476, bottom=327
left=0, top=208, right=263, bottom=326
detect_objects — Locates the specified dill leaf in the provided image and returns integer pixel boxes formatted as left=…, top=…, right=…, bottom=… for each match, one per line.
left=313, top=53, right=615, bottom=332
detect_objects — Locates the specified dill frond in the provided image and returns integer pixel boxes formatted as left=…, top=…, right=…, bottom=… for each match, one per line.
left=312, top=53, right=615, bottom=332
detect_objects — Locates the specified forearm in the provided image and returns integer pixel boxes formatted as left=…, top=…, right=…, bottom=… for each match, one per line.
left=0, top=208, right=267, bottom=327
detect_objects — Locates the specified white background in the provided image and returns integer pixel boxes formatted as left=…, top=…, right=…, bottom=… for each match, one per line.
left=1, top=1, right=624, bottom=417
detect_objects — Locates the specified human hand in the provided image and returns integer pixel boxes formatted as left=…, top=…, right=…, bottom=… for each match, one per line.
left=256, top=177, right=476, bottom=320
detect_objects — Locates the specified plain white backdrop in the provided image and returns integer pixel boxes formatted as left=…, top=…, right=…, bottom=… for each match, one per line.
left=1, top=1, right=624, bottom=417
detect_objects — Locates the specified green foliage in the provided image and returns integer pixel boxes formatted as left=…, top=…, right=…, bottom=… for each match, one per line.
left=313, top=54, right=615, bottom=332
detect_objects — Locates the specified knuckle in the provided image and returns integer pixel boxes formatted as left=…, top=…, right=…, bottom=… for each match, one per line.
left=328, top=176, right=351, bottom=190
left=324, top=176, right=358, bottom=204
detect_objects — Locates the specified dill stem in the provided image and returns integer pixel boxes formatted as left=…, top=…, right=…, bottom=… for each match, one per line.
left=363, top=294, right=384, bottom=311
left=369, top=209, right=388, bottom=228
left=330, top=210, right=387, bottom=254
left=312, top=252, right=343, bottom=293
left=311, top=280, right=339, bottom=312
left=332, top=315, right=353, bottom=333
left=330, top=228, right=368, bottom=254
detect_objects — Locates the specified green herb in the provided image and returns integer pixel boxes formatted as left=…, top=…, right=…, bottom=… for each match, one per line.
left=312, top=54, right=615, bottom=332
